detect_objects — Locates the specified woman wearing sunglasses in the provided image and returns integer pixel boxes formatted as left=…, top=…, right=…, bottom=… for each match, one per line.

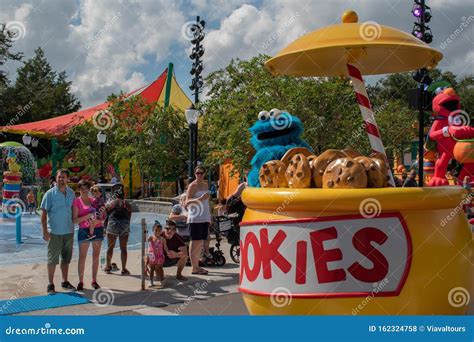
left=72, top=180, right=104, bottom=290
left=185, top=166, right=211, bottom=275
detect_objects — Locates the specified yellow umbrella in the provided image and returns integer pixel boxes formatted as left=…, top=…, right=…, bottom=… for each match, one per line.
left=265, top=11, right=443, bottom=186
left=265, top=10, right=442, bottom=77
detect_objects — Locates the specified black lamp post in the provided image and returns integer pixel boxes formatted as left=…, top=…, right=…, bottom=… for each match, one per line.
left=97, top=131, right=107, bottom=183
left=22, top=133, right=32, bottom=146
left=188, top=16, right=205, bottom=181
left=185, top=106, right=200, bottom=183
left=22, top=133, right=33, bottom=155
left=410, top=0, right=433, bottom=187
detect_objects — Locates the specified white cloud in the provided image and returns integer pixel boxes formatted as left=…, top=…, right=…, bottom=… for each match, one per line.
left=204, top=4, right=273, bottom=70
left=203, top=0, right=473, bottom=78
left=0, top=0, right=472, bottom=110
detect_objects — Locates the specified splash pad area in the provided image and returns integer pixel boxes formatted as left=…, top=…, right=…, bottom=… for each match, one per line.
left=0, top=212, right=168, bottom=266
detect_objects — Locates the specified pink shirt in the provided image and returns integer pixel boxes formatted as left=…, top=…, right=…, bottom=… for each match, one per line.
left=73, top=196, right=104, bottom=229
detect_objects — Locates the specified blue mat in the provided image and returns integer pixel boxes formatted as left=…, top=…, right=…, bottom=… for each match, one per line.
left=0, top=293, right=90, bottom=315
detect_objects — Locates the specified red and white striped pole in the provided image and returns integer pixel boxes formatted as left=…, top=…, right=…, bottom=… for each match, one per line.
left=347, top=63, right=395, bottom=186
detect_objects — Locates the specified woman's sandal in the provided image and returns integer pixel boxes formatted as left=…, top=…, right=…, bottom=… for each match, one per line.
left=121, top=269, right=131, bottom=276
left=191, top=269, right=208, bottom=275
left=104, top=266, right=112, bottom=274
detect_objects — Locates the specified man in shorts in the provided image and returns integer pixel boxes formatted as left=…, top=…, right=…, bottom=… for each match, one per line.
left=161, top=220, right=188, bottom=281
left=41, top=169, right=76, bottom=294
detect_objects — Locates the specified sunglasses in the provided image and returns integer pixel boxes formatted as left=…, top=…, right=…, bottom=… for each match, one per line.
left=195, top=172, right=204, bottom=175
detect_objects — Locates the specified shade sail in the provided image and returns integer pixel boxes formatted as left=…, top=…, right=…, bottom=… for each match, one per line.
left=265, top=11, right=443, bottom=77
left=1, top=67, right=192, bottom=139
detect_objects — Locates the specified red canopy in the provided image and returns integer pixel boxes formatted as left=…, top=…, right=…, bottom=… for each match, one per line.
left=1, top=67, right=190, bottom=139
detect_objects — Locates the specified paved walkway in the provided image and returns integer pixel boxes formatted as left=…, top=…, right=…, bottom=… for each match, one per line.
left=1, top=214, right=472, bottom=316
left=1, top=241, right=246, bottom=316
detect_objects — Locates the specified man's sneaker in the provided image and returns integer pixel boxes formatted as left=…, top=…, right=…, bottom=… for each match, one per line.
left=61, top=281, right=76, bottom=291
left=47, top=283, right=55, bottom=294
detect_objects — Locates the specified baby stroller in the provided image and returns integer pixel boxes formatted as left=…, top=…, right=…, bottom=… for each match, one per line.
left=225, top=213, right=241, bottom=263
left=202, top=216, right=229, bottom=267
left=226, top=195, right=246, bottom=264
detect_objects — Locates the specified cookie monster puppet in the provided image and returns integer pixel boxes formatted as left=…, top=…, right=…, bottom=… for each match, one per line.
left=248, top=108, right=312, bottom=187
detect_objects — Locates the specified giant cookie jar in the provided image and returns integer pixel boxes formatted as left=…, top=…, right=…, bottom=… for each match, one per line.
left=239, top=187, right=473, bottom=315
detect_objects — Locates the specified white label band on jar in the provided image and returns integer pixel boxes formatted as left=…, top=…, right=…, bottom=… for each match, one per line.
left=239, top=213, right=412, bottom=298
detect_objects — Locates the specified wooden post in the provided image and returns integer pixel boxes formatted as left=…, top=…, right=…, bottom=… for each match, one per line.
left=141, top=218, right=146, bottom=291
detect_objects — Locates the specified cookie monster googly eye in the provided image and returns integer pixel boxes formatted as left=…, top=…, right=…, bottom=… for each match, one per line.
left=269, top=108, right=283, bottom=119
left=258, top=111, right=270, bottom=121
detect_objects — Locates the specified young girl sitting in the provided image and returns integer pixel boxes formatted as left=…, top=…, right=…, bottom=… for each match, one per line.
left=147, top=221, right=168, bottom=288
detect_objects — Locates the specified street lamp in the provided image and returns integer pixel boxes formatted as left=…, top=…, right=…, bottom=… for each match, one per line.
left=187, top=16, right=205, bottom=185
left=185, top=106, right=200, bottom=183
left=97, top=131, right=107, bottom=183
left=22, top=133, right=32, bottom=146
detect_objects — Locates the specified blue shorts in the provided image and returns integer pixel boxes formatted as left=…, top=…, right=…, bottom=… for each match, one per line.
left=77, top=227, right=104, bottom=243
left=189, top=222, right=209, bottom=241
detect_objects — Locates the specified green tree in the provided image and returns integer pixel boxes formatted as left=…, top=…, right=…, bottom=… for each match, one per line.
left=1, top=47, right=80, bottom=125
left=0, top=24, right=23, bottom=88
left=0, top=24, right=23, bottom=125
left=69, top=95, right=188, bottom=186
left=200, top=55, right=402, bottom=173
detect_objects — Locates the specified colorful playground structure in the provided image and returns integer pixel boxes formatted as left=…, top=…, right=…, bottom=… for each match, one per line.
left=239, top=10, right=473, bottom=315
left=2, top=149, right=23, bottom=219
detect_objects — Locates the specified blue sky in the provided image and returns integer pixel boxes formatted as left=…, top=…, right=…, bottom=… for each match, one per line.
left=1, top=0, right=472, bottom=109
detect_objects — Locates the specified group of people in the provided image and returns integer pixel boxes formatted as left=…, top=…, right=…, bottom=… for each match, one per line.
left=393, top=169, right=419, bottom=187
left=145, top=164, right=221, bottom=288
left=41, top=169, right=133, bottom=294
left=41, top=165, right=242, bottom=294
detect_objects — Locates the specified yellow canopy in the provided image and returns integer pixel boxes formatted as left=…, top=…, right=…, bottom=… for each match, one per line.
left=265, top=10, right=443, bottom=77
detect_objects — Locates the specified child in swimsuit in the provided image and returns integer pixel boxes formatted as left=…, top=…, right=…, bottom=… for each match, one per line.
left=147, top=221, right=168, bottom=288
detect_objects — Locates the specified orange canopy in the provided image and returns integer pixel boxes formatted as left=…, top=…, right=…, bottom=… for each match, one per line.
left=1, top=66, right=192, bottom=139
